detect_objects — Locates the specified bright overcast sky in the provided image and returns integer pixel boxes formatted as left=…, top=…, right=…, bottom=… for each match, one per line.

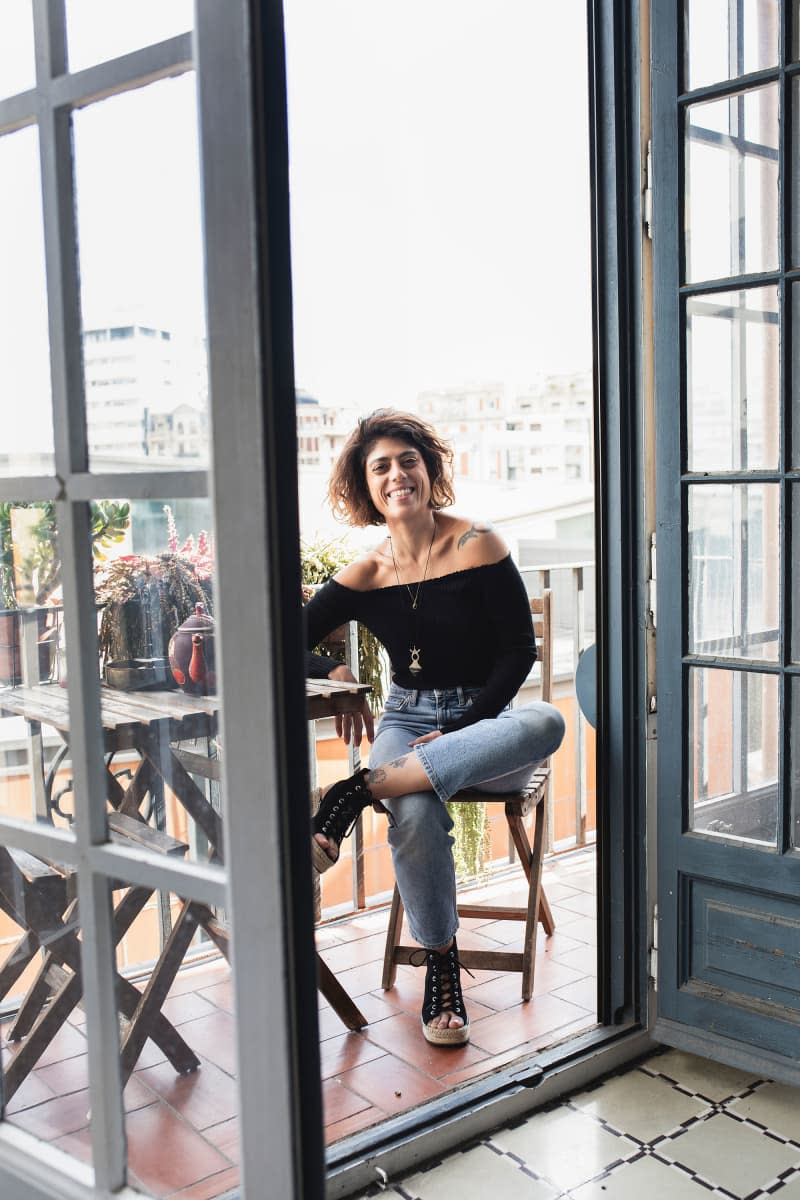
left=284, top=1, right=593, bottom=411
left=1, top=1, right=592, bottom=453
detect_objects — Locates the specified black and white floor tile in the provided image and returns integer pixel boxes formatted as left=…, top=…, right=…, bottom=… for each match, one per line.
left=356, top=1049, right=800, bottom=1200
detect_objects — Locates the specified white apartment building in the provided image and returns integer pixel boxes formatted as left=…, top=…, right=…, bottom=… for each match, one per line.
left=510, top=369, right=594, bottom=483
left=417, top=370, right=594, bottom=485
left=83, top=321, right=208, bottom=464
left=295, top=391, right=358, bottom=470
left=417, top=382, right=506, bottom=479
left=147, top=401, right=208, bottom=459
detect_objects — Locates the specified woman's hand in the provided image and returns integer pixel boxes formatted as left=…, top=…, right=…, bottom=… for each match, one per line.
left=409, top=730, right=443, bottom=747
left=327, top=664, right=375, bottom=746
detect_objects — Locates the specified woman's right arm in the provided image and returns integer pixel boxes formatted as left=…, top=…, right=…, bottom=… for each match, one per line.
left=304, top=578, right=375, bottom=744
left=304, top=578, right=353, bottom=677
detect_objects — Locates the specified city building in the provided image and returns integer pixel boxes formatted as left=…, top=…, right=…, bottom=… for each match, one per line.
left=417, top=370, right=594, bottom=485
left=146, top=400, right=208, bottom=459
left=295, top=390, right=359, bottom=470
left=83, top=320, right=208, bottom=463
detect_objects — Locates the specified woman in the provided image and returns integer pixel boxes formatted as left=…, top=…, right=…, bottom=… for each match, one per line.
left=305, top=410, right=566, bottom=1046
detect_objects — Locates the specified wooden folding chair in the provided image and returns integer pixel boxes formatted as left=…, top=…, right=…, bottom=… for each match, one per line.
left=382, top=590, right=557, bottom=1001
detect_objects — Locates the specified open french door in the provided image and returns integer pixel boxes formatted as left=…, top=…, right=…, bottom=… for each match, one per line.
left=652, top=0, right=800, bottom=1079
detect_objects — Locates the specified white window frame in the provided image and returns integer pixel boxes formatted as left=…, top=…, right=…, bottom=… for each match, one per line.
left=0, top=3, right=317, bottom=1197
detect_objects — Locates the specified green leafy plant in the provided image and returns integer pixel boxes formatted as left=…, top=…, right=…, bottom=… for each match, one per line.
left=0, top=500, right=130, bottom=610
left=300, top=535, right=386, bottom=713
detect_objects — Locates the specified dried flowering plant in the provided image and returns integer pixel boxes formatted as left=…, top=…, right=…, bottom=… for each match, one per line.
left=95, top=554, right=213, bottom=668
left=95, top=506, right=214, bottom=669
left=163, top=505, right=214, bottom=579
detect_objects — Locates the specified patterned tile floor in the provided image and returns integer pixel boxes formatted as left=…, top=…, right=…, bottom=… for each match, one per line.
left=1, top=847, right=598, bottom=1197
left=354, top=1048, right=800, bottom=1200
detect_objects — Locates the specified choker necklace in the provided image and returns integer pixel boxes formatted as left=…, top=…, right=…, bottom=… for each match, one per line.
left=389, top=517, right=436, bottom=675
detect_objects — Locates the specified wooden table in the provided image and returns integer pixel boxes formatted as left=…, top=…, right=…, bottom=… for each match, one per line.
left=0, top=675, right=372, bottom=1092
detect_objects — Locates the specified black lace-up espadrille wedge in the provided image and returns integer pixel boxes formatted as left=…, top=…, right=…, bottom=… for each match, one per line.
left=311, top=767, right=373, bottom=874
left=412, top=937, right=473, bottom=1046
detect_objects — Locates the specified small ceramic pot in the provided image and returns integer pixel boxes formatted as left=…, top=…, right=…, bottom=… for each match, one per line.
left=168, top=604, right=217, bottom=695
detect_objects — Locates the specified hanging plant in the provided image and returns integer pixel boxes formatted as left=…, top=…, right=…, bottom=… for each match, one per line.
left=446, top=799, right=490, bottom=880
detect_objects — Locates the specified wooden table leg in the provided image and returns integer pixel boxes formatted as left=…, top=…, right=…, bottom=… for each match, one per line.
left=119, top=900, right=202, bottom=1087
left=1, top=884, right=199, bottom=1091
left=317, top=955, right=367, bottom=1031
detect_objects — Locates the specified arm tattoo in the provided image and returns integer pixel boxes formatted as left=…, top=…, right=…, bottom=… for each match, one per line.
left=457, top=522, right=492, bottom=550
left=387, top=755, right=410, bottom=770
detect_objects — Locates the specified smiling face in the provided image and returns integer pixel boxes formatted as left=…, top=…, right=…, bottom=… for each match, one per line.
left=363, top=437, right=433, bottom=523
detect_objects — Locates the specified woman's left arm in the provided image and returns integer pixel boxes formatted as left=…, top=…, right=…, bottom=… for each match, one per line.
left=440, top=556, right=537, bottom=734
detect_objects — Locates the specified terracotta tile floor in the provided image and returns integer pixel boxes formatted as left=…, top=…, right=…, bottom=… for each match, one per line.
left=1, top=847, right=597, bottom=1198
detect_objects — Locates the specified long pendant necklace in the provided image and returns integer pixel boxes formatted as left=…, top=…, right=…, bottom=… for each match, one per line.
left=389, top=516, right=436, bottom=675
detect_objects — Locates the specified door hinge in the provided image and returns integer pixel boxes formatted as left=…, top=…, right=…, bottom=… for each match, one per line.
left=646, top=531, right=657, bottom=631
left=649, top=904, right=658, bottom=991
left=644, top=137, right=653, bottom=239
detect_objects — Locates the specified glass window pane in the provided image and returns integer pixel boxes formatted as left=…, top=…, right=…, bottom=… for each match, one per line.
left=688, top=484, right=780, bottom=661
left=689, top=667, right=779, bottom=846
left=0, top=501, right=75, bottom=833
left=65, top=0, right=193, bottom=74
left=0, top=127, right=55, bottom=476
left=72, top=76, right=208, bottom=472
left=686, top=287, right=779, bottom=471
left=686, top=85, right=779, bottom=284
left=93, top=497, right=220, bottom=867
left=686, top=0, right=779, bottom=91
left=0, top=0, right=36, bottom=100
left=120, top=891, right=239, bottom=1195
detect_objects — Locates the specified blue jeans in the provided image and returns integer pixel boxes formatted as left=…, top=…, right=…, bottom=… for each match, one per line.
left=370, top=684, right=566, bottom=949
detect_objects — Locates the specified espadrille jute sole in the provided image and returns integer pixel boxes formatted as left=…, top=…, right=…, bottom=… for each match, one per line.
left=311, top=837, right=337, bottom=874
left=421, top=1017, right=470, bottom=1046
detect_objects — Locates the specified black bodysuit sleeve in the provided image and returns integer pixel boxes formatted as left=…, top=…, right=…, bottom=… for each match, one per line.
left=440, top=556, right=537, bottom=734
left=303, top=579, right=355, bottom=678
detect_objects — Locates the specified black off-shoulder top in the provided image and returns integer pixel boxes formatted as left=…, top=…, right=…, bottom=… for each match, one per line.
left=304, top=554, right=536, bottom=733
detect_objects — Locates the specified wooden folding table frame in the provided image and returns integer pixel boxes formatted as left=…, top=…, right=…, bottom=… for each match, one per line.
left=0, top=675, right=371, bottom=1098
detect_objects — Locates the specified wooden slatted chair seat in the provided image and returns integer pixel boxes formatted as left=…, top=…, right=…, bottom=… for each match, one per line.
left=382, top=590, right=557, bottom=1002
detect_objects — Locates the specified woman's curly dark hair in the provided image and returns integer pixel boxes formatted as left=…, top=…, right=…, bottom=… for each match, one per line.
left=328, top=408, right=455, bottom=527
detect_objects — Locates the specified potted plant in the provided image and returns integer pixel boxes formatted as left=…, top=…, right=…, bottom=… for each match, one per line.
left=0, top=500, right=130, bottom=685
left=95, top=507, right=213, bottom=690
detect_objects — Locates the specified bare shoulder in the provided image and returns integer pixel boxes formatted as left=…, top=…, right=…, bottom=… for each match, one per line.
left=440, top=513, right=508, bottom=566
left=334, top=542, right=390, bottom=591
